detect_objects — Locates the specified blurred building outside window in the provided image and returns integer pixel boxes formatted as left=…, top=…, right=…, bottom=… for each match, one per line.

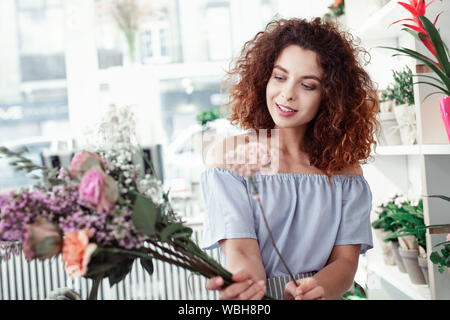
left=1, top=0, right=329, bottom=218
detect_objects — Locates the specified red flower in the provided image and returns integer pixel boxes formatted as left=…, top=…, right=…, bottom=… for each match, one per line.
left=392, top=0, right=439, bottom=60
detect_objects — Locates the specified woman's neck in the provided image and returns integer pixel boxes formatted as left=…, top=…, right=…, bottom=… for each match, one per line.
left=273, top=125, right=307, bottom=158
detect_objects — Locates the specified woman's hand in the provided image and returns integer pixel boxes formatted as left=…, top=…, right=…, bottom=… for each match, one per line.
left=205, top=270, right=266, bottom=300
left=284, top=277, right=325, bottom=300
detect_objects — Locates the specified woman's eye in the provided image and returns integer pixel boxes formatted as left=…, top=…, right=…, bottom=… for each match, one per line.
left=274, top=75, right=284, bottom=81
left=302, top=83, right=314, bottom=90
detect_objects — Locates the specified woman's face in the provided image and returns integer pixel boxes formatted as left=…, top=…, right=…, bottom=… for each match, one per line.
left=266, top=45, right=323, bottom=129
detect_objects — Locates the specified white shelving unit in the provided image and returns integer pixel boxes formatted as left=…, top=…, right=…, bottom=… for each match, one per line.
left=347, top=0, right=450, bottom=300
left=361, top=253, right=431, bottom=300
left=352, top=0, right=405, bottom=40
left=374, top=144, right=450, bottom=156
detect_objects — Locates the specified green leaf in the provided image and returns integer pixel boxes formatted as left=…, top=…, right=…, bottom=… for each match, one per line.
left=85, top=249, right=127, bottom=278
left=381, top=46, right=450, bottom=91
left=419, top=16, right=450, bottom=78
left=107, top=257, right=134, bottom=287
left=171, top=227, right=193, bottom=240
left=422, top=91, right=444, bottom=101
left=421, top=224, right=450, bottom=230
left=160, top=223, right=184, bottom=241
left=401, top=28, right=420, bottom=42
left=433, top=240, right=450, bottom=248
left=140, top=257, right=154, bottom=276
left=430, top=251, right=441, bottom=264
left=131, top=194, right=159, bottom=237
left=427, top=194, right=450, bottom=202
left=414, top=81, right=450, bottom=96
left=416, top=73, right=445, bottom=85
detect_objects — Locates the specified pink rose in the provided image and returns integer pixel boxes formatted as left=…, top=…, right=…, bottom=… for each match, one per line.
left=23, top=217, right=62, bottom=261
left=79, top=166, right=119, bottom=213
left=68, top=151, right=103, bottom=178
left=62, top=229, right=97, bottom=277
left=447, top=233, right=450, bottom=242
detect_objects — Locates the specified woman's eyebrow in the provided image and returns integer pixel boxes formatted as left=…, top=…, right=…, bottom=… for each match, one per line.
left=273, top=65, right=322, bottom=82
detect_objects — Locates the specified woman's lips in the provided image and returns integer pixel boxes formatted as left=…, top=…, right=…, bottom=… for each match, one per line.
left=275, top=103, right=298, bottom=117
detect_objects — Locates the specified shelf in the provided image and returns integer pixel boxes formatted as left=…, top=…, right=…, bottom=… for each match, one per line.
left=364, top=251, right=431, bottom=300
left=420, top=144, right=450, bottom=155
left=373, top=144, right=450, bottom=155
left=374, top=145, right=420, bottom=155
left=354, top=0, right=405, bottom=40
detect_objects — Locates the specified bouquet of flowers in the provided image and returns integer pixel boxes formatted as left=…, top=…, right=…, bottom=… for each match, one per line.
left=0, top=106, right=275, bottom=300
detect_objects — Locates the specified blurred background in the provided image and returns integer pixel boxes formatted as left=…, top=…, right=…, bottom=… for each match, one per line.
left=0, top=0, right=356, bottom=205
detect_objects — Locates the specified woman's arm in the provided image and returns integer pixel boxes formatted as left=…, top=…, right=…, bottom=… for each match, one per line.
left=285, top=244, right=360, bottom=300
left=205, top=238, right=267, bottom=300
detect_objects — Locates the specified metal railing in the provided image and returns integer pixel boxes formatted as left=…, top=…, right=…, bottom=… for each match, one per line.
left=0, top=226, right=221, bottom=300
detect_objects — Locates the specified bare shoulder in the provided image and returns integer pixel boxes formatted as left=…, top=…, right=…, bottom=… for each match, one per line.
left=335, top=163, right=363, bottom=176
left=204, top=133, right=254, bottom=169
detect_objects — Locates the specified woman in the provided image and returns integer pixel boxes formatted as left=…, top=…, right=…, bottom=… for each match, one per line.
left=200, top=17, right=379, bottom=300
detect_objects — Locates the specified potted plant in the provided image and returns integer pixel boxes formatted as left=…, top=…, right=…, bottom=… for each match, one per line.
left=381, top=66, right=417, bottom=145
left=381, top=0, right=450, bottom=141
left=421, top=195, right=450, bottom=274
left=371, top=195, right=403, bottom=267
left=384, top=197, right=427, bottom=284
left=377, top=90, right=403, bottom=146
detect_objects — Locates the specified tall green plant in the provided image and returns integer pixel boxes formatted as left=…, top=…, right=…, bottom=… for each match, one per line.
left=381, top=1, right=450, bottom=101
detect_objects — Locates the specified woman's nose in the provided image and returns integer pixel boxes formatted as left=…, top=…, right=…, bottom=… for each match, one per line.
left=281, top=83, right=296, bottom=102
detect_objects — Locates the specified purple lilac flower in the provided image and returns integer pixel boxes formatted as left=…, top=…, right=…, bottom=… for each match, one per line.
left=1, top=181, right=148, bottom=252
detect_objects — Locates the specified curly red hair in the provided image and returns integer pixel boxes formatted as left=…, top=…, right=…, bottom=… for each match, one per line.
left=224, top=17, right=379, bottom=176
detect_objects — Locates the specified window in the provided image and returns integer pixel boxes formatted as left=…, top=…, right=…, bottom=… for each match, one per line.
left=205, top=3, right=232, bottom=61
left=16, top=0, right=66, bottom=81
left=140, top=23, right=171, bottom=64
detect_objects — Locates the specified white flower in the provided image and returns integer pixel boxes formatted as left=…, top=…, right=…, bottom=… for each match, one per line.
left=395, top=196, right=407, bottom=208
left=375, top=206, right=384, bottom=214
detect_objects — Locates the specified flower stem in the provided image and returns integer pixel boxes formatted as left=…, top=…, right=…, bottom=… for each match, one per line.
left=249, top=177, right=298, bottom=287
left=88, top=272, right=105, bottom=300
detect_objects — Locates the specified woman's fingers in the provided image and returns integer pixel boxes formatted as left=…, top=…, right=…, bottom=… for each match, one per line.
left=205, top=276, right=224, bottom=291
left=285, top=277, right=325, bottom=300
left=206, top=271, right=266, bottom=300
left=295, top=286, right=325, bottom=300
left=284, top=281, right=297, bottom=300
left=295, top=277, right=319, bottom=296
left=237, top=280, right=266, bottom=300
left=219, top=279, right=254, bottom=300
left=247, top=280, right=266, bottom=300
left=231, top=269, right=253, bottom=282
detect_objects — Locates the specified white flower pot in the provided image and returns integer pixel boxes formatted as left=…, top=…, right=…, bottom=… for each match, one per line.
left=393, top=104, right=417, bottom=145
left=377, top=112, right=402, bottom=146
left=374, top=229, right=396, bottom=265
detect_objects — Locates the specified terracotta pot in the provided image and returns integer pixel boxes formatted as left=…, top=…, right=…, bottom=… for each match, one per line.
left=390, top=240, right=407, bottom=273
left=399, top=248, right=426, bottom=285
left=417, top=256, right=429, bottom=285
left=439, top=96, right=450, bottom=142
left=374, top=229, right=396, bottom=265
